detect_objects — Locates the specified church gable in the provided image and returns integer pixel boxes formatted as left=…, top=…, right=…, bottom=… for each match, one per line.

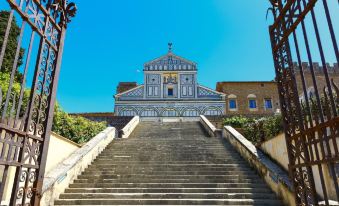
left=116, top=85, right=144, bottom=100
left=144, top=53, right=197, bottom=71
left=197, top=85, right=224, bottom=99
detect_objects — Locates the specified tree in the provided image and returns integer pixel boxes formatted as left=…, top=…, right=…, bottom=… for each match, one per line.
left=0, top=11, right=25, bottom=76
left=1, top=11, right=105, bottom=142
left=0, top=10, right=27, bottom=117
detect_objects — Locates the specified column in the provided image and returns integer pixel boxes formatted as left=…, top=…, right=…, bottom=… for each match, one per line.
left=178, top=73, right=181, bottom=99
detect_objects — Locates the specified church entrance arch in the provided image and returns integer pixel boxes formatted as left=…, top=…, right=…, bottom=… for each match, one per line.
left=140, top=108, right=159, bottom=117
left=181, top=107, right=201, bottom=117
left=161, top=108, right=179, bottom=117
left=119, top=108, right=138, bottom=116
left=203, top=106, right=222, bottom=116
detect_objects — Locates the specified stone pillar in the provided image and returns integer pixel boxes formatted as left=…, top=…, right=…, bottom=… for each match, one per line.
left=160, top=74, right=164, bottom=99
left=143, top=73, right=147, bottom=99
left=194, top=73, right=198, bottom=99
left=178, top=73, right=181, bottom=99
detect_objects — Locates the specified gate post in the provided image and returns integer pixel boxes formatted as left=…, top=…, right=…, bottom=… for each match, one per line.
left=0, top=0, right=76, bottom=205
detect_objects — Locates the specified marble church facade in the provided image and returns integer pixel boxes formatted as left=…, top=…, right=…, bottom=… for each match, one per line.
left=114, top=46, right=226, bottom=117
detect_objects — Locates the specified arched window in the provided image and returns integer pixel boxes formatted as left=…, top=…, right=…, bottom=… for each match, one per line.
left=228, top=94, right=237, bottom=111
left=247, top=94, right=257, bottom=110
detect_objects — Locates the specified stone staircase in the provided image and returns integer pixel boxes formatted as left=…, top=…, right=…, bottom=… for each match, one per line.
left=55, top=122, right=283, bottom=205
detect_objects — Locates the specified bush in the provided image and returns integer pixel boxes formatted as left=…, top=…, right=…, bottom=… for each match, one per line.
left=243, top=115, right=283, bottom=144
left=223, top=115, right=283, bottom=144
left=222, top=116, right=254, bottom=128
left=52, top=104, right=107, bottom=144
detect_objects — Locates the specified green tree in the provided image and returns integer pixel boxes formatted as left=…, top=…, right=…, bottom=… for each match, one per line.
left=52, top=104, right=107, bottom=144
left=0, top=10, right=27, bottom=116
left=0, top=10, right=25, bottom=76
left=1, top=10, right=106, bottom=143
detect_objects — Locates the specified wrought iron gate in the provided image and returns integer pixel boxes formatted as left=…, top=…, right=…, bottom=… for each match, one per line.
left=269, top=0, right=339, bottom=205
left=0, top=0, right=76, bottom=205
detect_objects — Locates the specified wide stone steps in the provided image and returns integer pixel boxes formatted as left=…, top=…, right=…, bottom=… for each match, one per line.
left=73, top=179, right=261, bottom=184
left=55, top=122, right=282, bottom=205
left=75, top=175, right=262, bottom=182
left=68, top=182, right=271, bottom=189
left=64, top=188, right=273, bottom=193
left=54, top=198, right=282, bottom=205
left=59, top=193, right=278, bottom=199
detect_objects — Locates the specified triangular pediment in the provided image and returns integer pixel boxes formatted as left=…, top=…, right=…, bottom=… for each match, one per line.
left=197, top=85, right=225, bottom=99
left=115, top=85, right=144, bottom=99
left=144, top=52, right=197, bottom=71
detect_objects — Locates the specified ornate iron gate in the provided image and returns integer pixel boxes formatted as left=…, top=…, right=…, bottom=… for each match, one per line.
left=269, top=0, right=339, bottom=205
left=0, top=0, right=76, bottom=205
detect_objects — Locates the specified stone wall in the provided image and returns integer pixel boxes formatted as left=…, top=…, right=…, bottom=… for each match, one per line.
left=222, top=126, right=296, bottom=206
left=260, top=132, right=339, bottom=201
left=216, top=81, right=279, bottom=115
left=70, top=113, right=132, bottom=130
left=41, top=127, right=117, bottom=206
left=294, top=62, right=339, bottom=99
left=45, top=132, right=82, bottom=174
left=215, top=62, right=339, bottom=117
left=0, top=133, right=82, bottom=206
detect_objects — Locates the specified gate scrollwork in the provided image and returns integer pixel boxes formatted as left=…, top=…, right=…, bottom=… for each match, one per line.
left=268, top=0, right=339, bottom=205
left=0, top=0, right=76, bottom=205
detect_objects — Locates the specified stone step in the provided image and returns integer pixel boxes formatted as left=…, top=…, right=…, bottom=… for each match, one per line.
left=88, top=166, right=253, bottom=171
left=92, top=160, right=248, bottom=164
left=85, top=165, right=254, bottom=170
left=96, top=156, right=242, bottom=159
left=90, top=163, right=249, bottom=167
left=93, top=159, right=245, bottom=162
left=68, top=183, right=270, bottom=189
left=73, top=179, right=261, bottom=184
left=81, top=171, right=257, bottom=176
left=85, top=167, right=255, bottom=173
left=100, top=152, right=231, bottom=154
left=97, top=154, right=240, bottom=157
left=64, top=187, right=273, bottom=194
left=76, top=174, right=261, bottom=180
left=55, top=122, right=282, bottom=205
left=54, top=198, right=283, bottom=205
left=105, top=142, right=226, bottom=145
left=59, top=192, right=277, bottom=200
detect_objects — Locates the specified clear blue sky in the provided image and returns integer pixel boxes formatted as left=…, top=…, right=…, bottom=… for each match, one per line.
left=1, top=1, right=338, bottom=113
left=60, top=0, right=275, bottom=113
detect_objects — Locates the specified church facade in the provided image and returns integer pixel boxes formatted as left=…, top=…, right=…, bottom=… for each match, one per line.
left=114, top=46, right=226, bottom=117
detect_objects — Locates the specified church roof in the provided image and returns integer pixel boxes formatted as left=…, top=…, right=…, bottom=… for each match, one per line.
left=144, top=44, right=197, bottom=71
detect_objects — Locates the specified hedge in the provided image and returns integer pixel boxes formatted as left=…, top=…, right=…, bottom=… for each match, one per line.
left=223, top=115, right=283, bottom=144
left=52, top=104, right=107, bottom=144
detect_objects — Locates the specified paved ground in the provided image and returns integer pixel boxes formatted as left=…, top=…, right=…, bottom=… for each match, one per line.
left=55, top=121, right=283, bottom=205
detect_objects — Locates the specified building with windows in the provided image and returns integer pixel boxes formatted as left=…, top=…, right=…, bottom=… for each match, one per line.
left=113, top=43, right=338, bottom=118
left=114, top=46, right=226, bottom=117
left=216, top=62, right=339, bottom=116
left=216, top=81, right=280, bottom=116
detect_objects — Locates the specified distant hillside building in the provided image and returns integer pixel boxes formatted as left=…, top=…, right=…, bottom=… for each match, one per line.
left=216, top=62, right=338, bottom=116
left=114, top=45, right=226, bottom=117
left=216, top=81, right=280, bottom=116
